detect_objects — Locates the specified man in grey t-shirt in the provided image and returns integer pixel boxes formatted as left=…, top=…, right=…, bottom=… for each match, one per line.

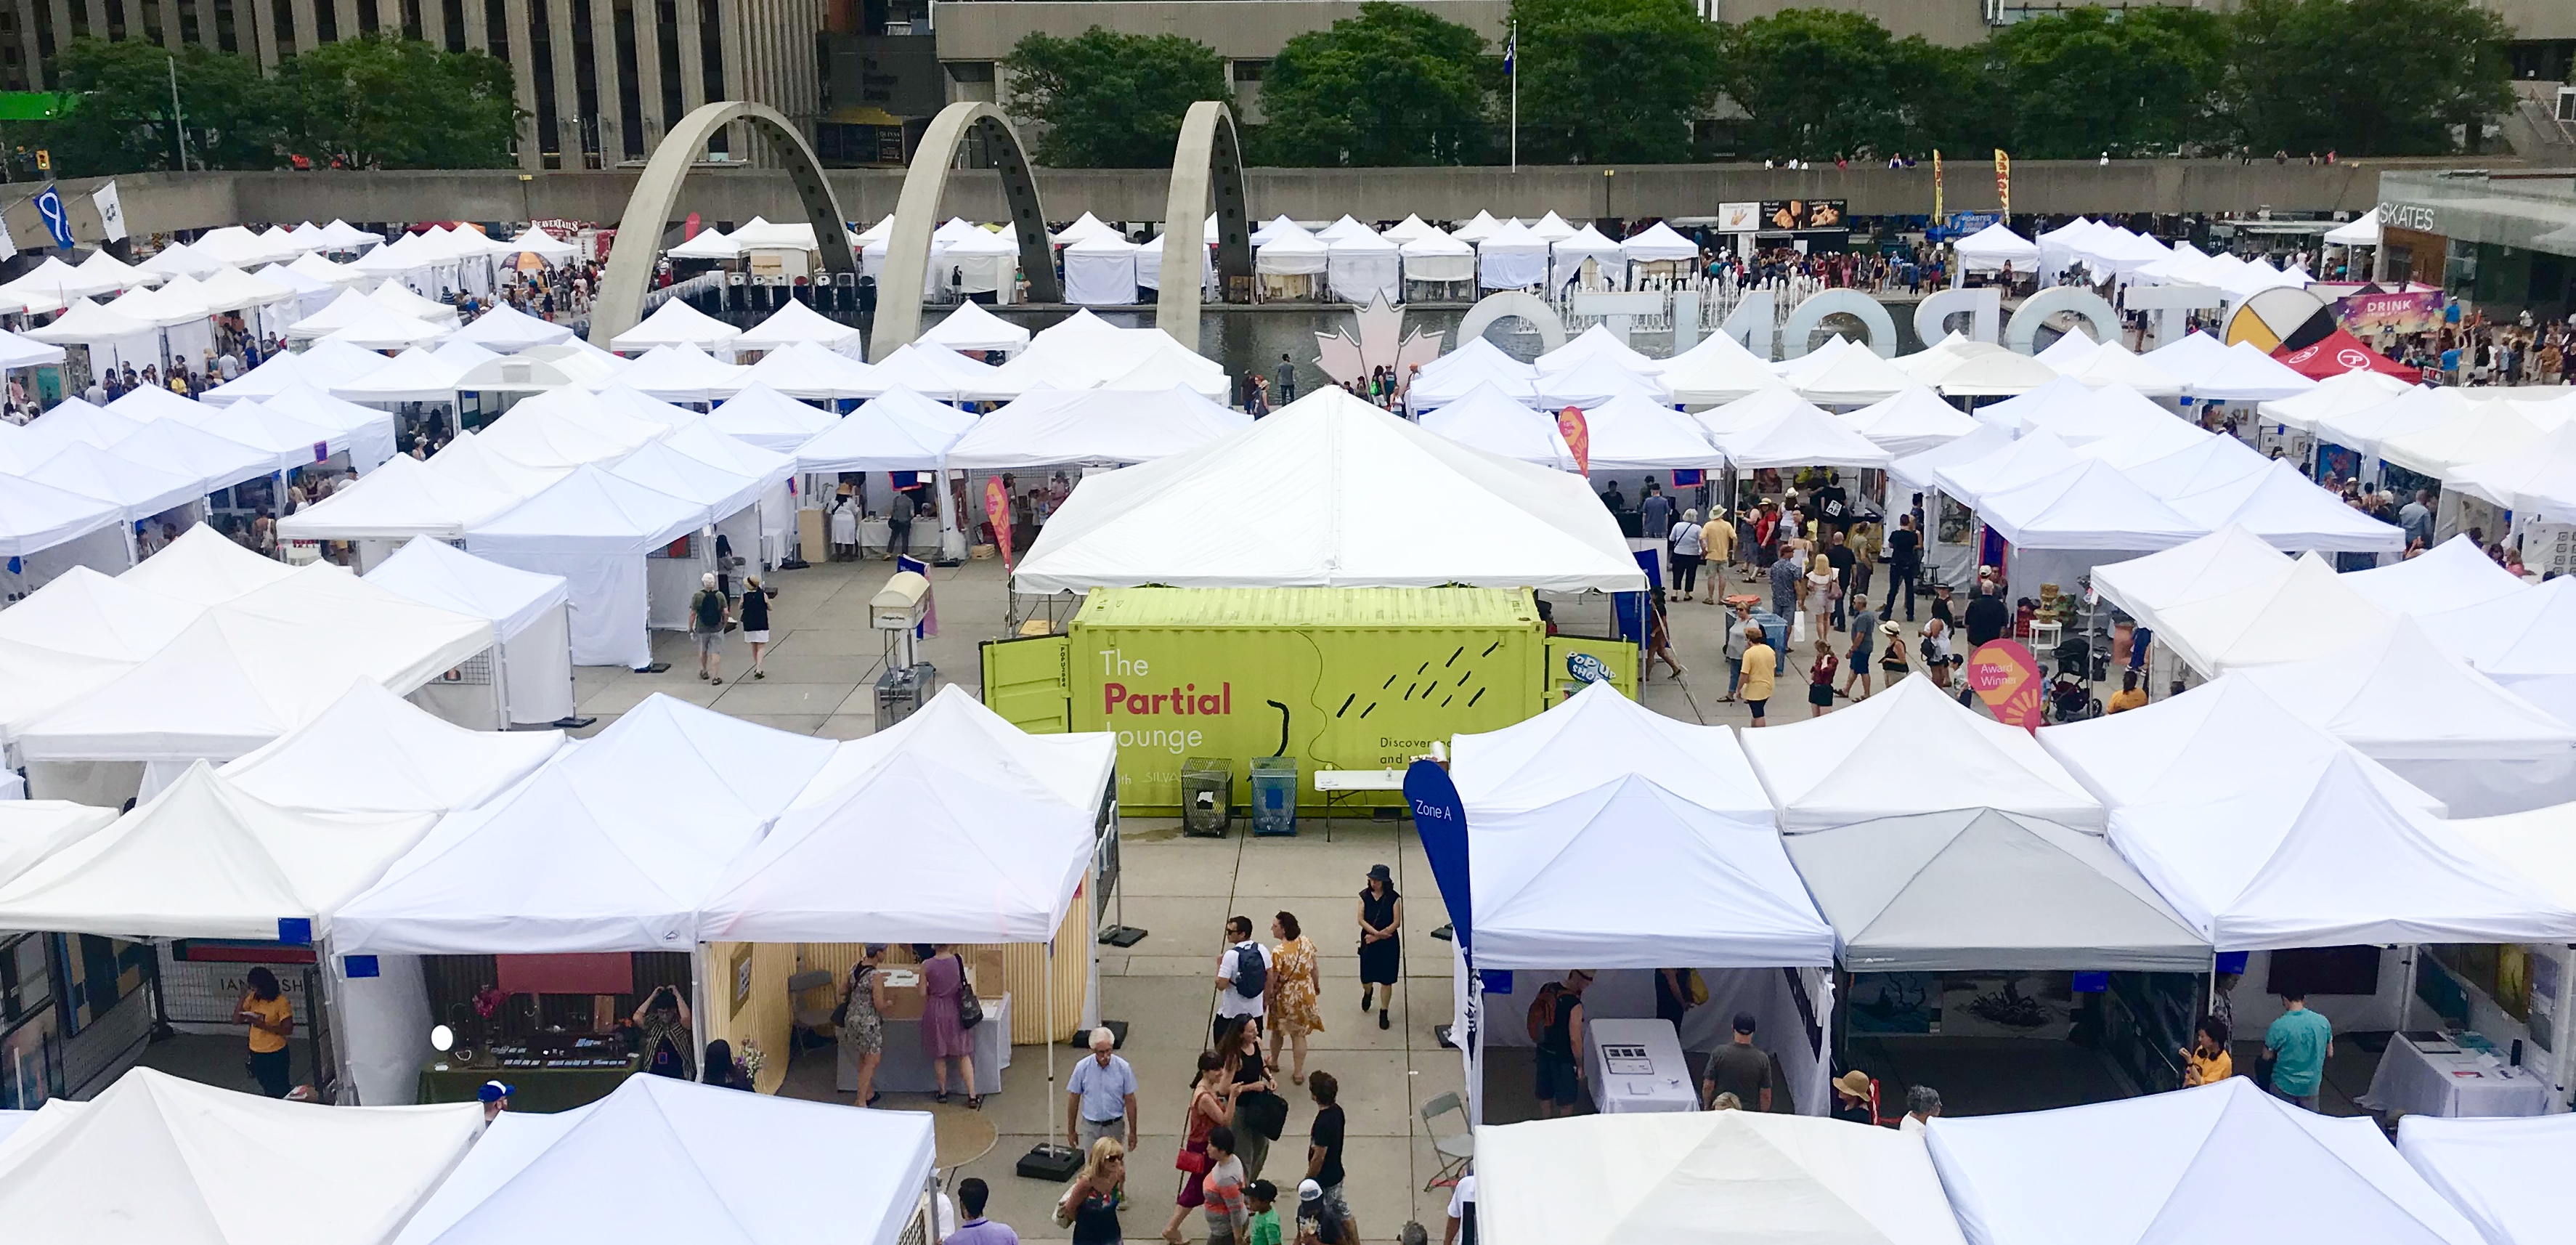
left=1700, top=1011, right=1773, bottom=1111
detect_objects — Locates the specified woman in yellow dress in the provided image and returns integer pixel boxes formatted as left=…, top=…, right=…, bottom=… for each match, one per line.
left=1264, top=911, right=1322, bottom=1084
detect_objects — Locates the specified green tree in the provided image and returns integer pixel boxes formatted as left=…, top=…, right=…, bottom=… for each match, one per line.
left=2230, top=0, right=2513, bottom=155
left=47, top=37, right=282, bottom=175
left=1512, top=0, right=1724, bottom=163
left=1258, top=3, right=1490, bottom=166
left=1003, top=29, right=1230, bottom=168
left=1718, top=9, right=1941, bottom=161
left=278, top=36, right=521, bottom=169
left=1987, top=7, right=2230, bottom=158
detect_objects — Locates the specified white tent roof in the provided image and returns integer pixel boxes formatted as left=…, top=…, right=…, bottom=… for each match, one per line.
left=15, top=568, right=497, bottom=763
left=1419, top=336, right=1537, bottom=385
left=23, top=296, right=159, bottom=347
left=22, top=440, right=203, bottom=523
left=2341, top=532, right=2522, bottom=614
left=1952, top=222, right=2041, bottom=271
left=855, top=342, right=1002, bottom=402
left=117, top=522, right=299, bottom=604
left=468, top=464, right=709, bottom=556
left=699, top=751, right=1092, bottom=943
left=1097, top=337, right=1230, bottom=402
left=942, top=385, right=1239, bottom=471
left=328, top=343, right=496, bottom=405
left=2090, top=525, right=2292, bottom=633
left=1710, top=399, right=1895, bottom=471
left=2111, top=753, right=2576, bottom=949
left=734, top=297, right=866, bottom=353
left=1935, top=350, right=2063, bottom=399
left=665, top=224, right=736, bottom=259
left=192, top=267, right=298, bottom=313
left=392, top=1074, right=935, bottom=1245
left=1477, top=1111, right=1967, bottom=1245
left=170, top=399, right=352, bottom=475
left=2040, top=673, right=2446, bottom=816
left=2056, top=339, right=2186, bottom=398
left=140, top=241, right=222, bottom=280
left=2447, top=800, right=2576, bottom=914
left=2148, top=551, right=2392, bottom=676
left=1617, top=221, right=1699, bottom=263
left=2259, top=369, right=2418, bottom=432
left=1742, top=674, right=2105, bottom=831
left=601, top=342, right=751, bottom=402
left=792, top=684, right=1115, bottom=812
left=203, top=338, right=393, bottom=406
left=362, top=533, right=572, bottom=640
left=2234, top=617, right=2576, bottom=761
left=607, top=438, right=770, bottom=519
left=1975, top=458, right=2205, bottom=551
left=1898, top=333, right=2006, bottom=385
left=1840, top=386, right=1981, bottom=457
left=1927, top=1076, right=2484, bottom=1245
left=315, top=219, right=385, bottom=249
left=0, top=1067, right=480, bottom=1245
left=2396, top=1113, right=2575, bottom=1245
left=502, top=224, right=578, bottom=262
left=0, top=565, right=199, bottom=662
left=1419, top=379, right=1573, bottom=468
left=0, top=637, right=131, bottom=748
left=333, top=694, right=837, bottom=953
left=1452, top=681, right=1766, bottom=815
left=917, top=299, right=1028, bottom=353
left=2031, top=330, right=2102, bottom=373
left=1254, top=226, right=1329, bottom=275
left=422, top=430, right=573, bottom=497
left=1450, top=211, right=1505, bottom=243
left=1472, top=773, right=1830, bottom=969
left=2185, top=341, right=2317, bottom=402
left=737, top=339, right=878, bottom=402
left=1577, top=392, right=1724, bottom=471
left=2413, top=576, right=2576, bottom=726
left=1531, top=354, right=1671, bottom=409
left=1405, top=348, right=1539, bottom=410
left=1792, top=345, right=1917, bottom=407
left=703, top=381, right=838, bottom=451
left=450, top=302, right=574, bottom=351
left=0, top=325, right=65, bottom=369
left=790, top=385, right=970, bottom=472
left=0, top=761, right=435, bottom=938
left=1050, top=211, right=1124, bottom=246
left=1663, top=330, right=1787, bottom=407
left=1932, top=429, right=2083, bottom=502
left=2450, top=420, right=2576, bottom=520
left=1013, top=389, right=1647, bottom=593
left=1315, top=214, right=1376, bottom=243
left=2155, top=456, right=2376, bottom=552
left=320, top=306, right=451, bottom=351
left=0, top=800, right=117, bottom=890
left=277, top=453, right=523, bottom=541
left=2315, top=386, right=2469, bottom=456
left=1537, top=324, right=1667, bottom=376
left=471, top=388, right=667, bottom=466
left=610, top=296, right=743, bottom=352
left=216, top=678, right=561, bottom=815
left=2378, top=403, right=2551, bottom=480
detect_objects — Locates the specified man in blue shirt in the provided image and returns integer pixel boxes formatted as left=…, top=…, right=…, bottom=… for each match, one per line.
left=2264, top=991, right=2334, bottom=1111
left=946, top=1179, right=1018, bottom=1245
left=1065, top=1026, right=1140, bottom=1153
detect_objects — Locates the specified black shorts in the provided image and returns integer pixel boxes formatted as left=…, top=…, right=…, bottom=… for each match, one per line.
left=1745, top=697, right=1768, bottom=718
left=1808, top=684, right=1835, bottom=707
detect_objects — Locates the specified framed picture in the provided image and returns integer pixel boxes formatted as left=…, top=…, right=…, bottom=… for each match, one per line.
left=729, top=944, right=754, bottom=1018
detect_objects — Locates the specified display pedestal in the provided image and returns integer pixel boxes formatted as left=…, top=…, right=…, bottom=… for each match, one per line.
left=1582, top=1018, right=1695, bottom=1114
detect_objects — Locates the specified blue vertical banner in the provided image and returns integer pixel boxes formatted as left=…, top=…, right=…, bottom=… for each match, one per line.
left=32, top=184, right=72, bottom=249
left=1405, top=759, right=1471, bottom=961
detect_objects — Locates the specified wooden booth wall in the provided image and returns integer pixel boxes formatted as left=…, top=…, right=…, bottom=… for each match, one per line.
left=797, top=887, right=1092, bottom=1047
left=699, top=940, right=799, bottom=1095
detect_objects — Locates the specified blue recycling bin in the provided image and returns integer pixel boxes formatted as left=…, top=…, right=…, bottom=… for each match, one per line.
left=1750, top=612, right=1789, bottom=672
left=1249, top=755, right=1299, bottom=836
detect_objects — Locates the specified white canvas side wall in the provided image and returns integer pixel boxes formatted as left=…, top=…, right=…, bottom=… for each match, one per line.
left=474, top=547, right=651, bottom=668
left=501, top=603, right=577, bottom=724
left=336, top=951, right=434, bottom=1106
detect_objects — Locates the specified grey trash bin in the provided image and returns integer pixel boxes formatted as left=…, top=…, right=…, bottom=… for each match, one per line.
left=1182, top=757, right=1233, bottom=837
left=1248, top=755, right=1299, bottom=837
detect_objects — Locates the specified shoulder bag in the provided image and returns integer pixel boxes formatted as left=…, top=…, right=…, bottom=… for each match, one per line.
left=953, top=955, right=985, bottom=1029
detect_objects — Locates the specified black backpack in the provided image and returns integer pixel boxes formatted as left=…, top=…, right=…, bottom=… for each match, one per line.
left=1228, top=942, right=1267, bottom=1000
left=694, top=590, right=724, bottom=630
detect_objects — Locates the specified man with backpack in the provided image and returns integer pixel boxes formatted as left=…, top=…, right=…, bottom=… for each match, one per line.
left=1214, top=915, right=1271, bottom=1045
left=688, top=572, right=729, bottom=685
left=1527, top=970, right=1593, bottom=1117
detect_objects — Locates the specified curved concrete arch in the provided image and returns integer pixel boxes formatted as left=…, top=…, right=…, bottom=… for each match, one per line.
left=1781, top=289, right=1899, bottom=358
left=873, top=102, right=1058, bottom=361
left=590, top=101, right=861, bottom=348
left=1154, top=102, right=1254, bottom=352
left=1455, top=291, right=1568, bottom=354
left=2004, top=286, right=2121, bottom=354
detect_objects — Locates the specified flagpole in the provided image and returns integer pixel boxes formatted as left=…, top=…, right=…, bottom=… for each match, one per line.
left=1508, top=21, right=1517, bottom=172
left=167, top=54, right=186, bottom=173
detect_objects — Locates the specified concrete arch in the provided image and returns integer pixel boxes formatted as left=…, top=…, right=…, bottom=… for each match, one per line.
left=590, top=101, right=861, bottom=348
left=2004, top=286, right=2121, bottom=354
left=873, top=102, right=1059, bottom=360
left=1154, top=102, right=1254, bottom=352
left=1781, top=289, right=1899, bottom=358
left=1455, top=291, right=1568, bottom=354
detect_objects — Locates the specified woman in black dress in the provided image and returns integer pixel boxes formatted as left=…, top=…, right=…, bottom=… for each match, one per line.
left=1357, top=864, right=1402, bottom=1030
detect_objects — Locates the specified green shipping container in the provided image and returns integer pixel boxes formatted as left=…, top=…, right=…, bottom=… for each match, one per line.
left=981, top=588, right=1638, bottom=814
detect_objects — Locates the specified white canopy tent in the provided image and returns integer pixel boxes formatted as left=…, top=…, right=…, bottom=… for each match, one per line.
left=2166, top=460, right=2405, bottom=554
left=1327, top=231, right=1402, bottom=304
left=0, top=800, right=116, bottom=889
left=1663, top=330, right=1788, bottom=409
left=362, top=535, right=577, bottom=725
left=2055, top=340, right=2186, bottom=398
left=2110, top=753, right=2576, bottom=949
left=792, top=684, right=1115, bottom=813
left=1012, top=389, right=1647, bottom=593
left=2259, top=369, right=2420, bottom=433
left=792, top=384, right=970, bottom=472
left=1792, top=344, right=1917, bottom=407
left=25, top=297, right=163, bottom=369
left=464, top=465, right=711, bottom=668
left=917, top=300, right=1030, bottom=354
left=1576, top=392, right=1725, bottom=472
left=21, top=440, right=200, bottom=527
left=389, top=1074, right=937, bottom=1245
left=1952, top=222, right=2041, bottom=272
left=601, top=343, right=752, bottom=404
left=1097, top=337, right=1230, bottom=402
left=738, top=340, right=879, bottom=402
left=1532, top=355, right=1671, bottom=410
left=609, top=296, right=744, bottom=359
left=1419, top=380, right=1574, bottom=469
left=1934, top=350, right=2064, bottom=399
left=943, top=385, right=1238, bottom=471
left=216, top=677, right=562, bottom=814
left=734, top=297, right=866, bottom=355
left=1061, top=234, right=1141, bottom=307
left=202, top=338, right=392, bottom=406
left=1404, top=347, right=1539, bottom=413
left=1399, top=228, right=1476, bottom=286
left=2039, top=673, right=2447, bottom=816
left=2414, top=576, right=2576, bottom=726
left=0, top=1067, right=480, bottom=1245
left=1450, top=211, right=1505, bottom=243
left=703, top=381, right=838, bottom=452
left=853, top=342, right=1003, bottom=402
left=2314, top=386, right=2469, bottom=462
left=1475, top=1111, right=1968, bottom=1245
left=1973, top=457, right=2204, bottom=554
left=1741, top=674, right=2105, bottom=831
left=1927, top=1076, right=2484, bottom=1245
left=1840, top=386, right=1981, bottom=457
left=1450, top=680, right=1770, bottom=815
left=2232, top=619, right=2576, bottom=816
left=2142, top=551, right=2390, bottom=676
left=2450, top=420, right=2576, bottom=522
left=2340, top=532, right=2522, bottom=613
left=327, top=344, right=496, bottom=407
left=117, top=519, right=298, bottom=603
left=2396, top=1113, right=2576, bottom=1245
left=2185, top=341, right=2318, bottom=402
left=1537, top=324, right=1666, bottom=376
left=1476, top=220, right=1549, bottom=288
left=2090, top=524, right=2294, bottom=636
left=1708, top=400, right=1896, bottom=471
left=449, top=302, right=574, bottom=352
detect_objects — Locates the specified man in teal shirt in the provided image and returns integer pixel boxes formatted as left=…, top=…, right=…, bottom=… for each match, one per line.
left=2265, top=991, right=2334, bottom=1111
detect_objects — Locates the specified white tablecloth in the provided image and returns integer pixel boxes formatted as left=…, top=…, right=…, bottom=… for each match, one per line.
left=2360, top=1034, right=2553, bottom=1119
left=840, top=993, right=1012, bottom=1095
left=1584, top=1018, right=1697, bottom=1114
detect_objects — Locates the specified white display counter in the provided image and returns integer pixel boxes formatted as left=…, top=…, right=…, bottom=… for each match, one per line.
left=2361, top=1031, right=2553, bottom=1119
left=1582, top=1018, right=1696, bottom=1114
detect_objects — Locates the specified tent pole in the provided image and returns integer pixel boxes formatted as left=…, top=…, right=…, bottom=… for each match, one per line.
left=1044, top=936, right=1057, bottom=1106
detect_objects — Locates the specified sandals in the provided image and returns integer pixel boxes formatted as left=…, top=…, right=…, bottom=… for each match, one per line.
left=752, top=670, right=765, bottom=679
left=866, top=1092, right=882, bottom=1106
left=1379, top=1010, right=1390, bottom=1031
left=711, top=678, right=723, bottom=686
left=933, top=1090, right=949, bottom=1104
left=966, top=1095, right=985, bottom=1110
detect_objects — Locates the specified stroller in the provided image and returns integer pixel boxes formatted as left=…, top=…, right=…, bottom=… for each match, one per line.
left=2048, top=671, right=2100, bottom=722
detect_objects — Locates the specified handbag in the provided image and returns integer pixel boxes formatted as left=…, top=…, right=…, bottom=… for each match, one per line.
left=949, top=954, right=985, bottom=1029
left=1238, top=1088, right=1289, bottom=1141
left=1175, top=1145, right=1208, bottom=1175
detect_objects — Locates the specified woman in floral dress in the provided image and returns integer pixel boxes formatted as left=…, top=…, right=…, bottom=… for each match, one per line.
left=1264, top=911, right=1322, bottom=1084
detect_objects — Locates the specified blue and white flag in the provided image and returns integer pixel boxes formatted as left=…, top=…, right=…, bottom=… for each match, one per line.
left=1503, top=30, right=1515, bottom=75
left=33, top=184, right=72, bottom=249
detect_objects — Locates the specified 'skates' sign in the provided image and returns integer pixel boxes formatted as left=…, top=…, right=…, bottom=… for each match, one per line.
left=2376, top=203, right=2437, bottom=233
